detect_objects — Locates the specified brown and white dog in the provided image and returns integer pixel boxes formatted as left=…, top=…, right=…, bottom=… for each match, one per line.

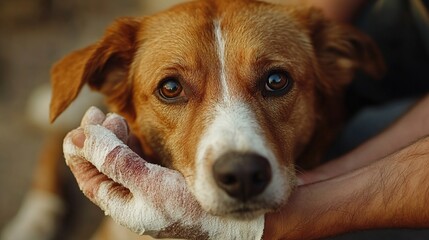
left=4, top=0, right=384, bottom=239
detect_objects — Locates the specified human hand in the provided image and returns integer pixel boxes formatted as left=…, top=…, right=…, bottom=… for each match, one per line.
left=63, top=107, right=264, bottom=240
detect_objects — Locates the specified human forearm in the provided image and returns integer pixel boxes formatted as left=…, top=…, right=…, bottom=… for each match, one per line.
left=374, top=95, right=429, bottom=154
left=265, top=165, right=381, bottom=239
left=266, top=136, right=429, bottom=239
left=342, top=96, right=429, bottom=166
left=265, top=169, right=375, bottom=239
left=302, top=95, right=429, bottom=183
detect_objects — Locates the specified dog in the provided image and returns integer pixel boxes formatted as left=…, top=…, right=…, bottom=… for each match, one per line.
left=5, top=0, right=385, bottom=239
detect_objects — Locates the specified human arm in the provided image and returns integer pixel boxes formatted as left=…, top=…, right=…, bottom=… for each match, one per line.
left=264, top=135, right=429, bottom=239
left=65, top=92, right=429, bottom=240
left=300, top=94, right=429, bottom=184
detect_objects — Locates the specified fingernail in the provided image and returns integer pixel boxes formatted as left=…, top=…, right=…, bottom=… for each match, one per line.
left=71, top=129, right=86, bottom=148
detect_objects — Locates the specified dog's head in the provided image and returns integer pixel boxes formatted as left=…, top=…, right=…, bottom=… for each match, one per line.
left=50, top=0, right=384, bottom=219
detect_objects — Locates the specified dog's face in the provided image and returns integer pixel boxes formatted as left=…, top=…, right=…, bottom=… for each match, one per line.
left=50, top=0, right=383, bottom=219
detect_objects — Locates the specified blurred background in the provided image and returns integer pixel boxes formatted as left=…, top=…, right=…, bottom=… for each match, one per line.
left=0, top=0, right=141, bottom=228
left=0, top=0, right=428, bottom=239
left=0, top=0, right=186, bottom=239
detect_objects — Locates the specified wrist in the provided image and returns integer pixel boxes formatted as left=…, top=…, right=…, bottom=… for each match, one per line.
left=263, top=210, right=283, bottom=240
left=263, top=186, right=342, bottom=240
left=264, top=170, right=378, bottom=240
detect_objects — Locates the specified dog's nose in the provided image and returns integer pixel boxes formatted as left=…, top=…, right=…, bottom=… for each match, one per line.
left=212, top=152, right=272, bottom=201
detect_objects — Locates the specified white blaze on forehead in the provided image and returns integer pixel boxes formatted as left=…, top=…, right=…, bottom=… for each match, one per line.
left=214, top=20, right=230, bottom=100
left=191, top=20, right=289, bottom=214
left=199, top=20, right=275, bottom=174
left=209, top=20, right=273, bottom=158
left=197, top=102, right=274, bottom=162
left=194, top=100, right=288, bottom=214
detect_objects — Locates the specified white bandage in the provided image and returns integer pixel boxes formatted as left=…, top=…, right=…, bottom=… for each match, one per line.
left=63, top=109, right=265, bottom=239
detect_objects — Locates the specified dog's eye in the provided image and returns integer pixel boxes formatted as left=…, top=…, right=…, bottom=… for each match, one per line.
left=159, top=78, right=183, bottom=100
left=265, top=73, right=289, bottom=91
left=263, top=71, right=292, bottom=96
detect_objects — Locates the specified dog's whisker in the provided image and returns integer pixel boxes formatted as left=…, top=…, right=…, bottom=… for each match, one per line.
left=14, top=0, right=385, bottom=238
left=294, top=166, right=305, bottom=175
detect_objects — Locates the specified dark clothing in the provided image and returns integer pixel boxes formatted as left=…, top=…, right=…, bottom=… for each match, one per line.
left=347, top=0, right=429, bottom=112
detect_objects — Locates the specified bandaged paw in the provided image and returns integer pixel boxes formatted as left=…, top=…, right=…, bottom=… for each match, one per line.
left=63, top=107, right=264, bottom=240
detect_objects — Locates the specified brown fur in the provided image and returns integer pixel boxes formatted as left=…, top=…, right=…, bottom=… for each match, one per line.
left=50, top=0, right=383, bottom=169
left=48, top=0, right=384, bottom=238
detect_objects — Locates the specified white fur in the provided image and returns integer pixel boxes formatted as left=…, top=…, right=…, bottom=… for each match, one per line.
left=194, top=100, right=288, bottom=215
left=192, top=21, right=289, bottom=217
left=65, top=122, right=264, bottom=239
left=0, top=191, right=65, bottom=240
left=214, top=20, right=230, bottom=100
left=94, top=160, right=265, bottom=239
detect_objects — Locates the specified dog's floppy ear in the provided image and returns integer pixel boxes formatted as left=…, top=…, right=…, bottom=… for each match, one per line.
left=299, top=8, right=385, bottom=89
left=50, top=17, right=141, bottom=122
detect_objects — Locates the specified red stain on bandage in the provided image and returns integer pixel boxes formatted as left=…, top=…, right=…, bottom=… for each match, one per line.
left=68, top=146, right=139, bottom=204
left=102, top=146, right=150, bottom=189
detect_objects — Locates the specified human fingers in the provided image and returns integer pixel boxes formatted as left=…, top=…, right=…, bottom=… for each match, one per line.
left=101, top=113, right=129, bottom=144
left=64, top=126, right=265, bottom=240
left=63, top=127, right=201, bottom=237
left=81, top=106, right=106, bottom=126
left=65, top=124, right=183, bottom=195
left=63, top=128, right=145, bottom=234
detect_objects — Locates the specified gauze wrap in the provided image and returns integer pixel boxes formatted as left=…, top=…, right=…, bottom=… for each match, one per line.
left=63, top=107, right=265, bottom=240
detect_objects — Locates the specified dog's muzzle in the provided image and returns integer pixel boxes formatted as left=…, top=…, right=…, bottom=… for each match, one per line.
left=212, top=151, right=272, bottom=202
